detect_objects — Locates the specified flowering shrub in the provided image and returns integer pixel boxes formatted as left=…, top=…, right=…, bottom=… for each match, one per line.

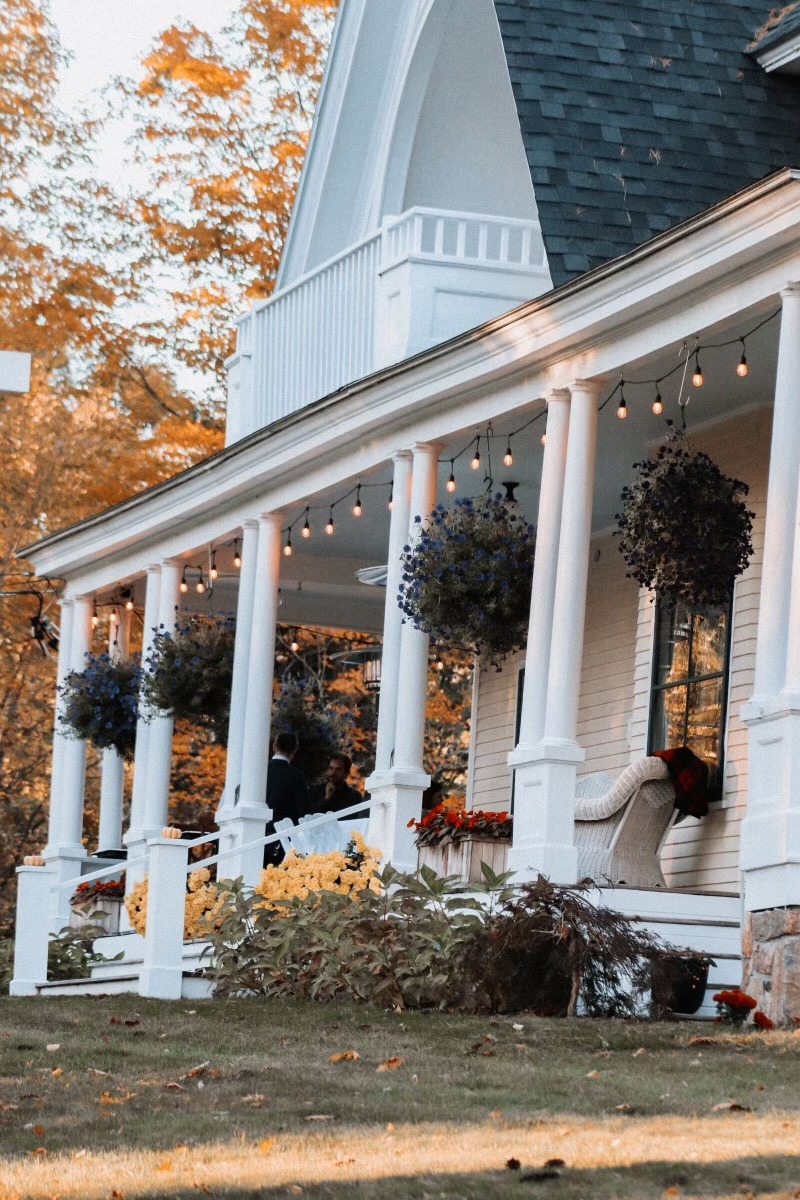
left=753, top=1010, right=775, bottom=1031
left=143, top=615, right=235, bottom=744
left=713, top=987, right=758, bottom=1026
left=272, top=676, right=353, bottom=783
left=60, top=653, right=142, bottom=760
left=255, top=834, right=381, bottom=912
left=617, top=430, right=754, bottom=607
left=410, top=802, right=512, bottom=848
left=125, top=868, right=231, bottom=939
left=398, top=494, right=536, bottom=664
left=70, top=878, right=125, bottom=905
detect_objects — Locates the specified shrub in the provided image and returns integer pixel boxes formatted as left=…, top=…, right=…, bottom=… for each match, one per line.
left=60, top=653, right=142, bottom=760
left=713, top=987, right=758, bottom=1026
left=205, top=867, right=674, bottom=1016
left=398, top=494, right=536, bottom=665
left=143, top=614, right=235, bottom=745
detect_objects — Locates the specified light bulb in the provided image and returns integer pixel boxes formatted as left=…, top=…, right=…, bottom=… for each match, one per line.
left=179, top=572, right=189, bottom=594
left=210, top=557, right=218, bottom=580
left=446, top=469, right=456, bottom=493
left=503, top=443, right=513, bottom=467
left=737, top=349, right=748, bottom=377
left=109, top=609, right=118, bottom=624
left=283, top=537, right=292, bottom=557
left=541, top=432, right=546, bottom=446
left=436, top=658, right=445, bottom=672
left=617, top=396, right=627, bottom=419
left=301, top=513, right=311, bottom=538
left=352, top=487, right=362, bottom=517
left=652, top=390, right=663, bottom=415
left=692, top=354, right=703, bottom=387
left=470, top=451, right=480, bottom=470
left=290, top=632, right=300, bottom=653
left=233, top=547, right=242, bottom=569
left=388, top=489, right=393, bottom=512
left=196, top=578, right=205, bottom=594
left=325, top=511, right=335, bottom=535
left=125, top=597, right=134, bottom=611
left=92, top=609, right=99, bottom=628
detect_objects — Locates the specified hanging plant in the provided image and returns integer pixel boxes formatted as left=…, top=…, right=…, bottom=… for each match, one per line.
left=616, top=428, right=754, bottom=607
left=398, top=493, right=535, bottom=665
left=59, top=653, right=142, bottom=760
left=143, top=614, right=235, bottom=745
left=272, top=676, right=354, bottom=784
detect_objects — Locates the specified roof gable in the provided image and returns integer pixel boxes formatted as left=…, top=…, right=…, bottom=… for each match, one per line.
left=494, top=0, right=800, bottom=284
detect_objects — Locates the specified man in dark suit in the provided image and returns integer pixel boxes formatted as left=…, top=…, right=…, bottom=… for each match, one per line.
left=264, top=731, right=308, bottom=866
left=308, top=751, right=368, bottom=816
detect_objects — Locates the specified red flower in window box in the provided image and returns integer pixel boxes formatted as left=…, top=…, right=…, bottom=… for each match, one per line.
left=410, top=803, right=513, bottom=848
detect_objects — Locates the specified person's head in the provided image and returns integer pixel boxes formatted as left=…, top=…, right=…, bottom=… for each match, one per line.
left=273, top=730, right=299, bottom=760
left=326, top=752, right=352, bottom=787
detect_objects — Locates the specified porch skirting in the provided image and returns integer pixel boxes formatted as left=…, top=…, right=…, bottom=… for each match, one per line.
left=417, top=839, right=510, bottom=882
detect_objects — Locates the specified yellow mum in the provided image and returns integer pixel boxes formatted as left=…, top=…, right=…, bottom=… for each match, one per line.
left=254, top=833, right=381, bottom=912
left=124, top=867, right=231, bottom=938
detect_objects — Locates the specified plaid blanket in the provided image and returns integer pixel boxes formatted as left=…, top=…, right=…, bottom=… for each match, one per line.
left=653, top=746, right=710, bottom=819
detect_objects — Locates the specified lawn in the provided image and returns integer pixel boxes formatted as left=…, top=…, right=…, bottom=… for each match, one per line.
left=1, top=996, right=799, bottom=1199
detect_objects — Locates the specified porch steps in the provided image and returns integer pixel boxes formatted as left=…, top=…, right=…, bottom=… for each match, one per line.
left=33, top=933, right=213, bottom=999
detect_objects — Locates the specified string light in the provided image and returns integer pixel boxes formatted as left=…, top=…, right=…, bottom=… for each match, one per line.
left=301, top=508, right=311, bottom=539
left=325, top=508, right=335, bottom=535
left=652, top=388, right=663, bottom=415
left=433, top=644, right=445, bottom=671
left=470, top=436, right=481, bottom=470
left=352, top=484, right=362, bottom=517
left=283, top=532, right=293, bottom=557
left=503, top=441, right=513, bottom=467
left=388, top=486, right=393, bottom=512
left=446, top=462, right=456, bottom=493
left=290, top=629, right=300, bottom=653
left=179, top=568, right=189, bottom=594
left=122, top=588, right=134, bottom=611
left=692, top=350, right=703, bottom=387
left=209, top=551, right=218, bottom=581
left=232, top=540, right=242, bottom=569
left=195, top=574, right=206, bottom=595
left=737, top=341, right=748, bottom=377
left=617, top=381, right=627, bottom=419
left=92, top=603, right=99, bottom=629
left=109, top=608, right=118, bottom=625
left=541, top=432, right=546, bottom=446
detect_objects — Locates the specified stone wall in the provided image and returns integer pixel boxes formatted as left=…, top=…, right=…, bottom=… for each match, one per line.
left=742, top=908, right=800, bottom=1025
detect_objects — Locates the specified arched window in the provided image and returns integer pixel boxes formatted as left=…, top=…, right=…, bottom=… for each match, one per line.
left=648, top=600, right=733, bottom=798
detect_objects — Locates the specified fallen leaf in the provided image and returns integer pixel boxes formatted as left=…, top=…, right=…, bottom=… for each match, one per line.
left=376, top=1057, right=405, bottom=1072
left=632, top=1047, right=646, bottom=1057
left=50, top=1067, right=63, bottom=1078
left=33, top=1124, right=44, bottom=1136
left=165, top=1082, right=186, bottom=1092
left=711, top=1100, right=751, bottom=1112
left=489, top=1110, right=503, bottom=1119
left=288, top=1187, right=303, bottom=1195
left=88, top=1068, right=113, bottom=1078
left=241, top=1094, right=266, bottom=1107
left=506, top=1158, right=521, bottom=1170
left=328, top=1050, right=359, bottom=1063
left=258, top=1138, right=274, bottom=1155
left=156, top=1160, right=172, bottom=1171
left=110, top=1191, right=125, bottom=1199
left=45, top=1044, right=60, bottom=1053
left=512, top=1023, right=524, bottom=1032
left=615, top=1103, right=633, bottom=1112
left=586, top=1070, right=600, bottom=1079
left=544, top=1158, right=566, bottom=1168
left=688, top=1036, right=716, bottom=1046
left=304, top=1114, right=334, bottom=1121
left=29, top=1147, right=48, bottom=1157
left=183, top=1061, right=210, bottom=1079
left=334, top=1157, right=355, bottom=1167
left=482, top=1033, right=497, bottom=1043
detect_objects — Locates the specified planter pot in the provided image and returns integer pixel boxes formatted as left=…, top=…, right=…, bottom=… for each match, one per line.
left=69, top=897, right=122, bottom=936
left=418, top=837, right=509, bottom=882
left=652, top=957, right=710, bottom=1016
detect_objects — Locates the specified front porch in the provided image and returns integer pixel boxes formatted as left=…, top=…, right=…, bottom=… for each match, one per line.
left=12, top=173, right=800, bottom=1021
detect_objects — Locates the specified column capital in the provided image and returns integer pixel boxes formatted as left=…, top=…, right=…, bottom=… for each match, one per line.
left=241, top=517, right=260, bottom=530
left=392, top=448, right=413, bottom=464
left=160, top=557, right=183, bottom=569
left=546, top=387, right=571, bottom=406
left=410, top=440, right=443, bottom=457
left=256, top=511, right=283, bottom=529
left=145, top=562, right=161, bottom=577
left=779, top=281, right=800, bottom=300
left=568, top=377, right=605, bottom=399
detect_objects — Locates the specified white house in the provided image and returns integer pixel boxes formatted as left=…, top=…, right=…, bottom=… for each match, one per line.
left=11, top=0, right=800, bottom=1021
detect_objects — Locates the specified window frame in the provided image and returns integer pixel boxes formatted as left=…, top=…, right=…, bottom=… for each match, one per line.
left=647, top=595, right=734, bottom=802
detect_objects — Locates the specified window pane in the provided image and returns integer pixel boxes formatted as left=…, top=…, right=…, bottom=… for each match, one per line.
left=686, top=677, right=725, bottom=784
left=650, top=684, right=688, bottom=753
left=654, top=601, right=692, bottom=687
left=691, top=607, right=728, bottom=678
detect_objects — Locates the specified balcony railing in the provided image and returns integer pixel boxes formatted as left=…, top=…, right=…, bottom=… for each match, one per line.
left=226, top=208, right=549, bottom=442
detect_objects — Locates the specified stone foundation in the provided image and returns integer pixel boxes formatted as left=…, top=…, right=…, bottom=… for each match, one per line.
left=742, top=907, right=800, bottom=1025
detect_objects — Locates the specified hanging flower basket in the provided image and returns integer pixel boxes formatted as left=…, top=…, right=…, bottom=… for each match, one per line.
left=616, top=431, right=754, bottom=607
left=398, top=494, right=535, bottom=664
left=143, top=614, right=235, bottom=745
left=59, top=653, right=142, bottom=760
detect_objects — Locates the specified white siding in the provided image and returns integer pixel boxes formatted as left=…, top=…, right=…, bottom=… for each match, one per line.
left=470, top=406, right=771, bottom=894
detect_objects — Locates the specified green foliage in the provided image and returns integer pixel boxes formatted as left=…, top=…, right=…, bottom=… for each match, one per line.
left=272, top=676, right=352, bottom=784
left=0, top=937, right=12, bottom=994
left=47, top=925, right=121, bottom=981
left=206, top=867, right=675, bottom=1016
left=143, top=615, right=235, bottom=745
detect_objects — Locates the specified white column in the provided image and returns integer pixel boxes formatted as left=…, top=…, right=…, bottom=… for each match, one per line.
left=44, top=597, right=75, bottom=856
left=142, top=559, right=182, bottom=836
left=138, top=834, right=190, bottom=1000
left=10, top=865, right=52, bottom=995
left=753, top=283, right=800, bottom=699
left=372, top=451, right=413, bottom=774
left=741, top=282, right=800, bottom=912
left=511, top=389, right=571, bottom=755
left=58, top=594, right=93, bottom=856
left=126, top=565, right=162, bottom=849
left=368, top=443, right=439, bottom=870
left=508, top=379, right=601, bottom=883
left=217, top=520, right=260, bottom=820
left=97, top=607, right=131, bottom=852
left=224, top=513, right=282, bottom=883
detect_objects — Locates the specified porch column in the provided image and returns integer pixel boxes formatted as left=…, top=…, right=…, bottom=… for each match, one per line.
left=97, top=606, right=131, bottom=852
left=368, top=442, right=439, bottom=870
left=741, top=283, right=800, bottom=919
left=142, top=559, right=182, bottom=836
left=508, top=379, right=601, bottom=883
left=225, top=512, right=282, bottom=883
left=43, top=597, right=75, bottom=857
left=125, top=565, right=161, bottom=851
left=217, top=519, right=260, bottom=820
left=372, top=450, right=413, bottom=773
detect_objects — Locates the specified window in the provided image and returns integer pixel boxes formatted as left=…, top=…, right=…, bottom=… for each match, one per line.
left=648, top=599, right=732, bottom=797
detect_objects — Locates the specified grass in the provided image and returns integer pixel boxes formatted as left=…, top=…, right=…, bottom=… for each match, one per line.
left=0, top=996, right=799, bottom=1198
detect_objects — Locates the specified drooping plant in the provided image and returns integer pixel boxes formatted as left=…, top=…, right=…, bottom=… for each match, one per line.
left=142, top=614, right=235, bottom=745
left=59, top=652, right=142, bottom=760
left=398, top=494, right=536, bottom=664
left=616, top=427, right=754, bottom=607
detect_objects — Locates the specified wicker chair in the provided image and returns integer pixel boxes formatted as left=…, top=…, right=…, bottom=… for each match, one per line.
left=573, top=756, right=676, bottom=888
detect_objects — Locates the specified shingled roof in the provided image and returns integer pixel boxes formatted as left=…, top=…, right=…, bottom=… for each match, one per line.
left=493, top=0, right=800, bottom=285
left=750, top=3, right=800, bottom=51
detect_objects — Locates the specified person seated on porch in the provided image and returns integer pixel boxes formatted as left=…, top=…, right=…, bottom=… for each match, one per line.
left=421, top=779, right=445, bottom=814
left=309, top=752, right=367, bottom=816
left=264, top=731, right=309, bottom=866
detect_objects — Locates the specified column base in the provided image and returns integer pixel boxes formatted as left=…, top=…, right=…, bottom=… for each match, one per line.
left=216, top=805, right=269, bottom=886
left=139, top=965, right=183, bottom=1000
left=366, top=767, right=430, bottom=874
left=742, top=907, right=800, bottom=1026
left=741, top=699, right=800, bottom=910
left=506, top=740, right=583, bottom=884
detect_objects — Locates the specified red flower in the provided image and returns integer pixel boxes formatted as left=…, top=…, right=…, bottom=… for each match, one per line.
left=753, top=1011, right=774, bottom=1030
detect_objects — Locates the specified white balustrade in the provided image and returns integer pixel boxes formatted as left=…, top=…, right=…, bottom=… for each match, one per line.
left=227, top=208, right=548, bottom=442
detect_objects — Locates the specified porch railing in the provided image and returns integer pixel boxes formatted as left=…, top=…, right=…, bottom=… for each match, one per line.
left=227, top=208, right=547, bottom=440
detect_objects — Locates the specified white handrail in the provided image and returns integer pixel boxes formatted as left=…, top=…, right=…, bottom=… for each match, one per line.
left=56, top=858, right=127, bottom=892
